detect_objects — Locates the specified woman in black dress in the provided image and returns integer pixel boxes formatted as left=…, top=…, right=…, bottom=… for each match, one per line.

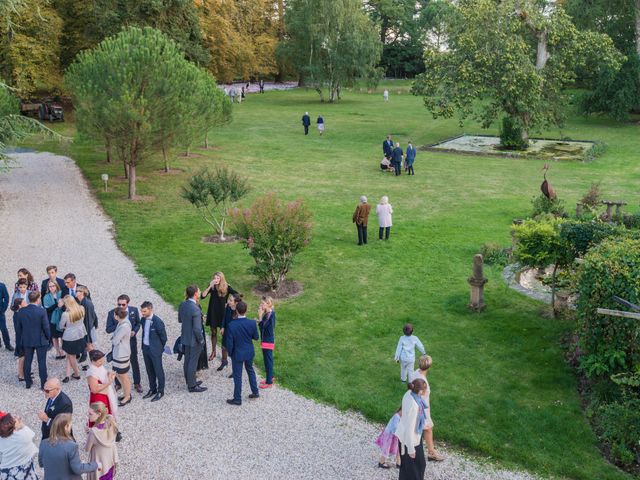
left=200, top=271, right=237, bottom=364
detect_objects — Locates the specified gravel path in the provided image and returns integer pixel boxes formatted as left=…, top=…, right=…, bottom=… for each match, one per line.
left=0, top=152, right=540, bottom=480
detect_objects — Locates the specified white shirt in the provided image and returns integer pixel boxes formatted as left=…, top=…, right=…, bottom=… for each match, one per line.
left=143, top=316, right=152, bottom=346
left=0, top=426, right=38, bottom=469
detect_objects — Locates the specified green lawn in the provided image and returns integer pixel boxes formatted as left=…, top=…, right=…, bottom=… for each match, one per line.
left=27, top=83, right=639, bottom=479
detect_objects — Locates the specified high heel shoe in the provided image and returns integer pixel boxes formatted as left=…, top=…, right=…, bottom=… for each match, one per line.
left=62, top=377, right=70, bottom=383
left=71, top=374, right=81, bottom=380
left=118, top=396, right=132, bottom=407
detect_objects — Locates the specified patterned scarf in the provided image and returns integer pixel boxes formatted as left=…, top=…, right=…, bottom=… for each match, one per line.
left=410, top=392, right=428, bottom=434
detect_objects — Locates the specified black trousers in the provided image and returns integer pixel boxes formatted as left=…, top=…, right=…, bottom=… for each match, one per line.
left=24, top=345, right=48, bottom=388
left=304, top=125, right=309, bottom=135
left=407, top=165, right=415, bottom=175
left=357, top=224, right=367, bottom=245
left=183, top=344, right=202, bottom=389
left=130, top=336, right=141, bottom=385
left=392, top=161, right=402, bottom=176
left=142, top=345, right=165, bottom=394
left=379, top=226, right=390, bottom=240
left=0, top=314, right=11, bottom=347
left=399, top=438, right=426, bottom=480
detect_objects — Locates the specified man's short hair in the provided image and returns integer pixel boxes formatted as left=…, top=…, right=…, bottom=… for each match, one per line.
left=140, top=301, right=153, bottom=310
left=28, top=291, right=40, bottom=303
left=185, top=285, right=199, bottom=299
left=117, top=294, right=130, bottom=303
left=236, top=301, right=247, bottom=315
left=46, top=265, right=57, bottom=273
left=63, top=273, right=76, bottom=281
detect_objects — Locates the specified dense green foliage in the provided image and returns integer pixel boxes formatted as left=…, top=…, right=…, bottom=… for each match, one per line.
left=531, top=193, right=566, bottom=218
left=560, top=220, right=624, bottom=258
left=230, top=193, right=313, bottom=291
left=593, top=399, right=640, bottom=467
left=499, top=116, right=528, bottom=150
left=27, top=84, right=637, bottom=479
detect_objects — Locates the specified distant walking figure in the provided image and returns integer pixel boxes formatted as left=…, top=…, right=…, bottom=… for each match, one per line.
left=383, top=89, right=389, bottom=102
left=302, top=112, right=311, bottom=135
left=352, top=196, right=371, bottom=246
left=376, top=196, right=393, bottom=240
left=317, top=115, right=324, bottom=135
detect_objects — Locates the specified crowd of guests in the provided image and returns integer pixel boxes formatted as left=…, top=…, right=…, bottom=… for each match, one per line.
left=381, top=135, right=417, bottom=175
left=0, top=266, right=278, bottom=479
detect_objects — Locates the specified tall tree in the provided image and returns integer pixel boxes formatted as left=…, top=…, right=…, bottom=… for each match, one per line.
left=66, top=27, right=218, bottom=199
left=0, top=0, right=63, bottom=95
left=281, top=0, right=381, bottom=102
left=413, top=0, right=623, bottom=144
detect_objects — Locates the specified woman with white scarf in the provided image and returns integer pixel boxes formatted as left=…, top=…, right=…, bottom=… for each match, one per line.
left=395, top=378, right=428, bottom=479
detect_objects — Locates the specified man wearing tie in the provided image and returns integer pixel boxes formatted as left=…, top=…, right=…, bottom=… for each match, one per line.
left=61, top=273, right=79, bottom=298
left=140, top=301, right=167, bottom=402
left=38, top=378, right=73, bottom=439
left=226, top=300, right=260, bottom=406
left=15, top=291, right=50, bottom=389
left=178, top=285, right=206, bottom=393
left=106, top=294, right=142, bottom=393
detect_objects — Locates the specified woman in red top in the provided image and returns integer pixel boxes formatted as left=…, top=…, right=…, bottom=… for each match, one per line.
left=86, top=350, right=118, bottom=424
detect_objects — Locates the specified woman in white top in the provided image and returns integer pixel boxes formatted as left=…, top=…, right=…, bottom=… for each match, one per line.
left=410, top=355, right=444, bottom=462
left=376, top=196, right=393, bottom=241
left=395, top=378, right=428, bottom=480
left=111, top=307, right=132, bottom=407
left=59, top=295, right=87, bottom=383
left=0, top=412, right=38, bottom=479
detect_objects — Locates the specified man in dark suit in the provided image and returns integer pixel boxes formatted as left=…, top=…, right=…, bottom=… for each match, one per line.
left=106, top=294, right=142, bottom=392
left=140, top=301, right=167, bottom=402
left=37, top=378, right=73, bottom=439
left=226, top=300, right=259, bottom=405
left=61, top=273, right=83, bottom=298
left=40, top=265, right=65, bottom=297
left=0, top=280, right=12, bottom=350
left=391, top=141, right=403, bottom=176
left=302, top=112, right=311, bottom=135
left=383, top=135, right=394, bottom=160
left=15, top=291, right=50, bottom=389
left=178, top=285, right=206, bottom=393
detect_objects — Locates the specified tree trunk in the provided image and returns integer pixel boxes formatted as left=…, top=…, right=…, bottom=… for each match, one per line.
left=123, top=159, right=128, bottom=179
left=315, top=87, right=324, bottom=102
left=105, top=137, right=111, bottom=163
left=162, top=145, right=169, bottom=173
left=535, top=30, right=549, bottom=71
left=127, top=164, right=136, bottom=200
left=204, top=133, right=209, bottom=149
left=520, top=112, right=531, bottom=145
left=636, top=0, right=640, bottom=56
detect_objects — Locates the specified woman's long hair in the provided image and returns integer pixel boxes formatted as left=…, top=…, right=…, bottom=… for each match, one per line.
left=62, top=295, right=84, bottom=323
left=215, top=271, right=229, bottom=297
left=49, top=413, right=73, bottom=445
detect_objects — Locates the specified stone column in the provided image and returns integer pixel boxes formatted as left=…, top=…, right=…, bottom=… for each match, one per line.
left=468, top=254, right=488, bottom=312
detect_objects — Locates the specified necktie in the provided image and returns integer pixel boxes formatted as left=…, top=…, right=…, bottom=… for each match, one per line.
left=45, top=398, right=52, bottom=411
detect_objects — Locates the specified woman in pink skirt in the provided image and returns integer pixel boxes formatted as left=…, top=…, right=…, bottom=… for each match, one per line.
left=375, top=407, right=402, bottom=469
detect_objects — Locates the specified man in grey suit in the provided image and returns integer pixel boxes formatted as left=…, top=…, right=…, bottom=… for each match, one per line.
left=178, top=285, right=207, bottom=393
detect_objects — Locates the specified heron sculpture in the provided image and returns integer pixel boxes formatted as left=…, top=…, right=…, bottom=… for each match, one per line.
left=540, top=163, right=556, bottom=200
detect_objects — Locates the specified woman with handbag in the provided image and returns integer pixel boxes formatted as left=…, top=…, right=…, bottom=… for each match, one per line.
left=43, top=281, right=64, bottom=360
left=111, top=308, right=132, bottom=407
left=59, top=296, right=87, bottom=383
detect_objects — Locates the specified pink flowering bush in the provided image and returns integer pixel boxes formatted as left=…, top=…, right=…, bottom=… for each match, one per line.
left=230, top=193, right=312, bottom=291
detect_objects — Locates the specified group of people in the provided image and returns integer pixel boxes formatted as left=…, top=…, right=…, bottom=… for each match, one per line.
left=301, top=112, right=325, bottom=135
left=374, top=323, right=443, bottom=478
left=352, top=195, right=394, bottom=245
left=381, top=135, right=417, bottom=176
left=0, top=266, right=278, bottom=479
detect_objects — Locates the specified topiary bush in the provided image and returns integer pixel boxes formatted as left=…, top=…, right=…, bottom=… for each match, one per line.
left=531, top=194, right=566, bottom=218
left=575, top=238, right=640, bottom=379
left=499, top=116, right=528, bottom=150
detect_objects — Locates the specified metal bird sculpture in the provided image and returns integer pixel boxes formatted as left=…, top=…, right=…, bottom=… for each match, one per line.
left=540, top=163, right=556, bottom=200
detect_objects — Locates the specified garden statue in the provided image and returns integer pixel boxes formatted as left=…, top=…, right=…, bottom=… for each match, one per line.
left=468, top=254, right=488, bottom=312
left=540, top=163, right=556, bottom=200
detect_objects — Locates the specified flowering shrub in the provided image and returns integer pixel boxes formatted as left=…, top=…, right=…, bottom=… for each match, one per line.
left=230, top=193, right=312, bottom=291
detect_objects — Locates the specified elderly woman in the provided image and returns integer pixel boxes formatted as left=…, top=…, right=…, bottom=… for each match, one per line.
left=0, top=412, right=38, bottom=479
left=395, top=378, right=428, bottom=480
left=87, top=350, right=118, bottom=421
left=39, top=414, right=99, bottom=480
left=111, top=307, right=132, bottom=407
left=352, top=196, right=371, bottom=246
left=376, top=196, right=393, bottom=241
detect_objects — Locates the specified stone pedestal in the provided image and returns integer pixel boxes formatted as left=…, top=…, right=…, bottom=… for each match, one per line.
left=468, top=254, right=488, bottom=312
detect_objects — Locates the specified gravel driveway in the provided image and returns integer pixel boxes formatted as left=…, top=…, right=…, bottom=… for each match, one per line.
left=0, top=152, right=539, bottom=480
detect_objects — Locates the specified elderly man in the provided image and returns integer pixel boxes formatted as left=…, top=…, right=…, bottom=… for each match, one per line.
left=37, top=378, right=73, bottom=439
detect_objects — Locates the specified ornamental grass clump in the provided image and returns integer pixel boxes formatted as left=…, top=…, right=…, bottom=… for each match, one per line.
left=230, top=193, right=312, bottom=292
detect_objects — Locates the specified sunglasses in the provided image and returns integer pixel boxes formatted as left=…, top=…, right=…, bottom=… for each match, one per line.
left=118, top=303, right=127, bottom=307
left=43, top=388, right=57, bottom=393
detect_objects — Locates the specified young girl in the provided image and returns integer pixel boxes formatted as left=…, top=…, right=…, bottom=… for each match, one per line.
left=258, top=296, right=276, bottom=388
left=375, top=407, right=402, bottom=469
left=394, top=323, right=426, bottom=382
left=86, top=402, right=118, bottom=480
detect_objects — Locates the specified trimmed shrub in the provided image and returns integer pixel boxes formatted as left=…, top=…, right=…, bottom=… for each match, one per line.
left=230, top=193, right=312, bottom=291
left=499, top=116, right=528, bottom=150
left=575, top=238, right=640, bottom=378
left=560, top=220, right=623, bottom=258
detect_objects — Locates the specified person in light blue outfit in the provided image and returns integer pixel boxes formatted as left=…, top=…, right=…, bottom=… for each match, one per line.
left=394, top=323, right=426, bottom=382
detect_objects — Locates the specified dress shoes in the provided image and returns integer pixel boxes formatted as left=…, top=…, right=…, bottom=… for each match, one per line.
left=134, top=384, right=143, bottom=393
left=226, top=399, right=241, bottom=406
left=196, top=380, right=203, bottom=386
left=142, top=390, right=157, bottom=400
left=118, top=396, right=132, bottom=407
left=151, top=393, right=164, bottom=402
left=5, top=345, right=14, bottom=352
left=25, top=383, right=32, bottom=389
left=227, top=374, right=233, bottom=379
left=216, top=361, right=228, bottom=372
left=248, top=393, right=260, bottom=399
left=188, top=386, right=207, bottom=393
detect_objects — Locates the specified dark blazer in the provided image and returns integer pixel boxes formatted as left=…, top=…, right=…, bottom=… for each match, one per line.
left=383, top=139, right=393, bottom=156
left=106, top=305, right=140, bottom=335
left=392, top=146, right=403, bottom=163
left=38, top=439, right=97, bottom=480
left=227, top=316, right=258, bottom=361
left=15, top=303, right=50, bottom=348
left=40, top=277, right=65, bottom=297
left=302, top=114, right=311, bottom=126
left=178, top=299, right=204, bottom=347
left=405, top=145, right=416, bottom=163
left=60, top=283, right=89, bottom=299
left=0, top=282, right=8, bottom=319
left=141, top=314, right=168, bottom=356
left=79, top=297, right=98, bottom=336
left=259, top=310, right=276, bottom=344
left=41, top=391, right=73, bottom=439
